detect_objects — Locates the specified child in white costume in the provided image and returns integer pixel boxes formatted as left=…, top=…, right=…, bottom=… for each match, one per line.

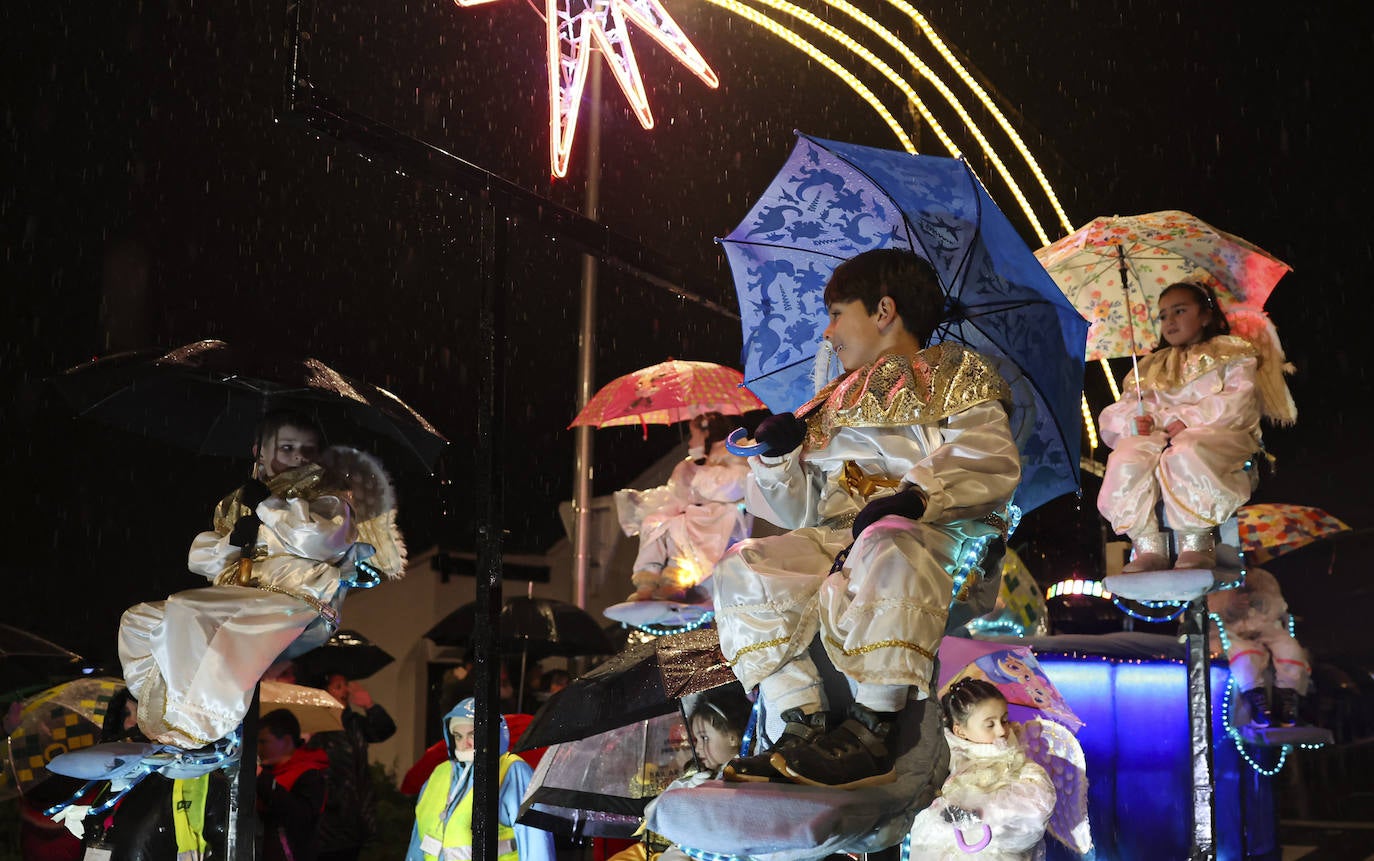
left=119, top=412, right=406, bottom=749
left=908, top=679, right=1055, bottom=861
left=714, top=249, right=1021, bottom=789
left=1207, top=565, right=1310, bottom=727
left=1098, top=281, right=1296, bottom=573
left=617, top=412, right=753, bottom=602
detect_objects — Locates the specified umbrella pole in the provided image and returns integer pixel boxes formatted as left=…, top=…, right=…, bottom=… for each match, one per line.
left=1117, top=245, right=1149, bottom=432
left=225, top=684, right=259, bottom=860
left=518, top=644, right=528, bottom=714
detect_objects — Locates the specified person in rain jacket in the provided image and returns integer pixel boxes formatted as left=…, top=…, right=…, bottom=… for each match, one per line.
left=406, top=698, right=555, bottom=861
left=308, top=673, right=397, bottom=861
left=258, top=708, right=331, bottom=861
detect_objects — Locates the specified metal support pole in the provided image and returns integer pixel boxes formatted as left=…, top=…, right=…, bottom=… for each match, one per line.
left=1184, top=597, right=1217, bottom=860
left=571, top=61, right=603, bottom=611
left=224, top=685, right=259, bottom=859
left=472, top=193, right=509, bottom=861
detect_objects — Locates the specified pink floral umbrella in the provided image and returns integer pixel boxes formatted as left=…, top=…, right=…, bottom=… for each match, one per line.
left=569, top=360, right=765, bottom=435
left=1035, top=211, right=1291, bottom=360
left=937, top=637, right=1082, bottom=733
left=1237, top=503, right=1351, bottom=564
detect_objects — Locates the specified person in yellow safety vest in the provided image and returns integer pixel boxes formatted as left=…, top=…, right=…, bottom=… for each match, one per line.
left=406, top=697, right=555, bottom=861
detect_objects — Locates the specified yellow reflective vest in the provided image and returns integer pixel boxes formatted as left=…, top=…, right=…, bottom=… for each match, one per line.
left=413, top=753, right=521, bottom=861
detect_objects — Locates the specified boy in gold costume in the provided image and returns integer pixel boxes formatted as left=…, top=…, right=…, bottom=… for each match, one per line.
left=714, top=249, right=1021, bottom=789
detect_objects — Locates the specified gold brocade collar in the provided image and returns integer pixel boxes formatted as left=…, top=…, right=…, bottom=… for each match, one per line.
left=267, top=462, right=345, bottom=499
left=211, top=463, right=345, bottom=534
left=798, top=343, right=1010, bottom=449
left=1127, top=335, right=1258, bottom=394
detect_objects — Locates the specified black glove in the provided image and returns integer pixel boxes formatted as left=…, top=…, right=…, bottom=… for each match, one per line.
left=980, top=536, right=1007, bottom=576
left=753, top=412, right=807, bottom=456
left=229, top=513, right=262, bottom=549
left=852, top=487, right=926, bottom=539
left=238, top=478, right=271, bottom=510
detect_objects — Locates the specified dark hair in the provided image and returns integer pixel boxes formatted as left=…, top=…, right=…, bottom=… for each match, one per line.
left=940, top=678, right=1005, bottom=730
left=823, top=248, right=945, bottom=344
left=693, top=411, right=741, bottom=457
left=255, top=408, right=326, bottom=453
left=687, top=689, right=752, bottom=739
left=1153, top=281, right=1230, bottom=351
left=259, top=708, right=303, bottom=747
left=100, top=686, right=142, bottom=743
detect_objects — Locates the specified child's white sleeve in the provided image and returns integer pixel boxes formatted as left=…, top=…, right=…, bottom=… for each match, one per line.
left=903, top=400, right=1021, bottom=525
left=187, top=529, right=241, bottom=581
left=1098, top=391, right=1141, bottom=449
left=745, top=450, right=820, bottom=529
left=257, top=495, right=355, bottom=563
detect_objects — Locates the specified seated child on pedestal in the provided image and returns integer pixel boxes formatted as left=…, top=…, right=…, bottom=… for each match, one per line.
left=1097, top=282, right=1296, bottom=575
left=119, top=410, right=405, bottom=749
left=1208, top=565, right=1310, bottom=728
left=616, top=411, right=752, bottom=603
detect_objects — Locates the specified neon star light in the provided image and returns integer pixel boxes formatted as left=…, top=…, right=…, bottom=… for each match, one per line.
left=454, top=0, right=719, bottom=177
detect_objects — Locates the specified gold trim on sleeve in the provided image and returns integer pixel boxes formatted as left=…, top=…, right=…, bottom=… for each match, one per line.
left=725, top=637, right=792, bottom=666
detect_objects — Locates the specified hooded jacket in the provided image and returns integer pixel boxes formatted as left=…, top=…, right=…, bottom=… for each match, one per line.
left=405, top=698, right=555, bottom=861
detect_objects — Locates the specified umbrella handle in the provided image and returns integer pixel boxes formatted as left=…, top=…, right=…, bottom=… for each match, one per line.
left=954, top=824, right=993, bottom=854
left=725, top=427, right=771, bottom=457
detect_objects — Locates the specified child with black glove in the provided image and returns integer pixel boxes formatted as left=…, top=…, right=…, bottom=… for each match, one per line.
left=713, top=249, right=1020, bottom=790
left=118, top=410, right=406, bottom=749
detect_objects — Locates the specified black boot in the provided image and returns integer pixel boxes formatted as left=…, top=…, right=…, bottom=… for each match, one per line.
left=1273, top=687, right=1300, bottom=727
left=773, top=702, right=897, bottom=790
left=723, top=708, right=827, bottom=783
left=1240, top=687, right=1271, bottom=728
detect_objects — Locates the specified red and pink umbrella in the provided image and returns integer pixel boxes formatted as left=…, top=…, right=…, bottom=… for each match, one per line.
left=569, top=360, right=764, bottom=436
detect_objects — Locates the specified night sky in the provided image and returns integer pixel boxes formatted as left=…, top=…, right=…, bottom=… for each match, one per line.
left=4, top=0, right=1372, bottom=668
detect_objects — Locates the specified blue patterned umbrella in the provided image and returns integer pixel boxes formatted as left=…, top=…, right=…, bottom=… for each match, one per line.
left=720, top=133, right=1088, bottom=513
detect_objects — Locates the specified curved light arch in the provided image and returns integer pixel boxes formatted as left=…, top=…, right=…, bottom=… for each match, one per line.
left=738, top=0, right=1052, bottom=244
left=886, top=0, right=1075, bottom=235
left=700, top=0, right=916, bottom=152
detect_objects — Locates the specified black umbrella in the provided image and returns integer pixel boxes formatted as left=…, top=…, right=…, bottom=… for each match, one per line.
left=292, top=629, right=394, bottom=683
left=427, top=596, right=617, bottom=711
left=514, top=628, right=737, bottom=751
left=425, top=596, right=616, bottom=661
left=0, top=625, right=85, bottom=698
left=53, top=339, right=447, bottom=470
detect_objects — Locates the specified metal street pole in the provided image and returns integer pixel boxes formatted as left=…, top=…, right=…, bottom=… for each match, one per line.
left=571, top=61, right=603, bottom=611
